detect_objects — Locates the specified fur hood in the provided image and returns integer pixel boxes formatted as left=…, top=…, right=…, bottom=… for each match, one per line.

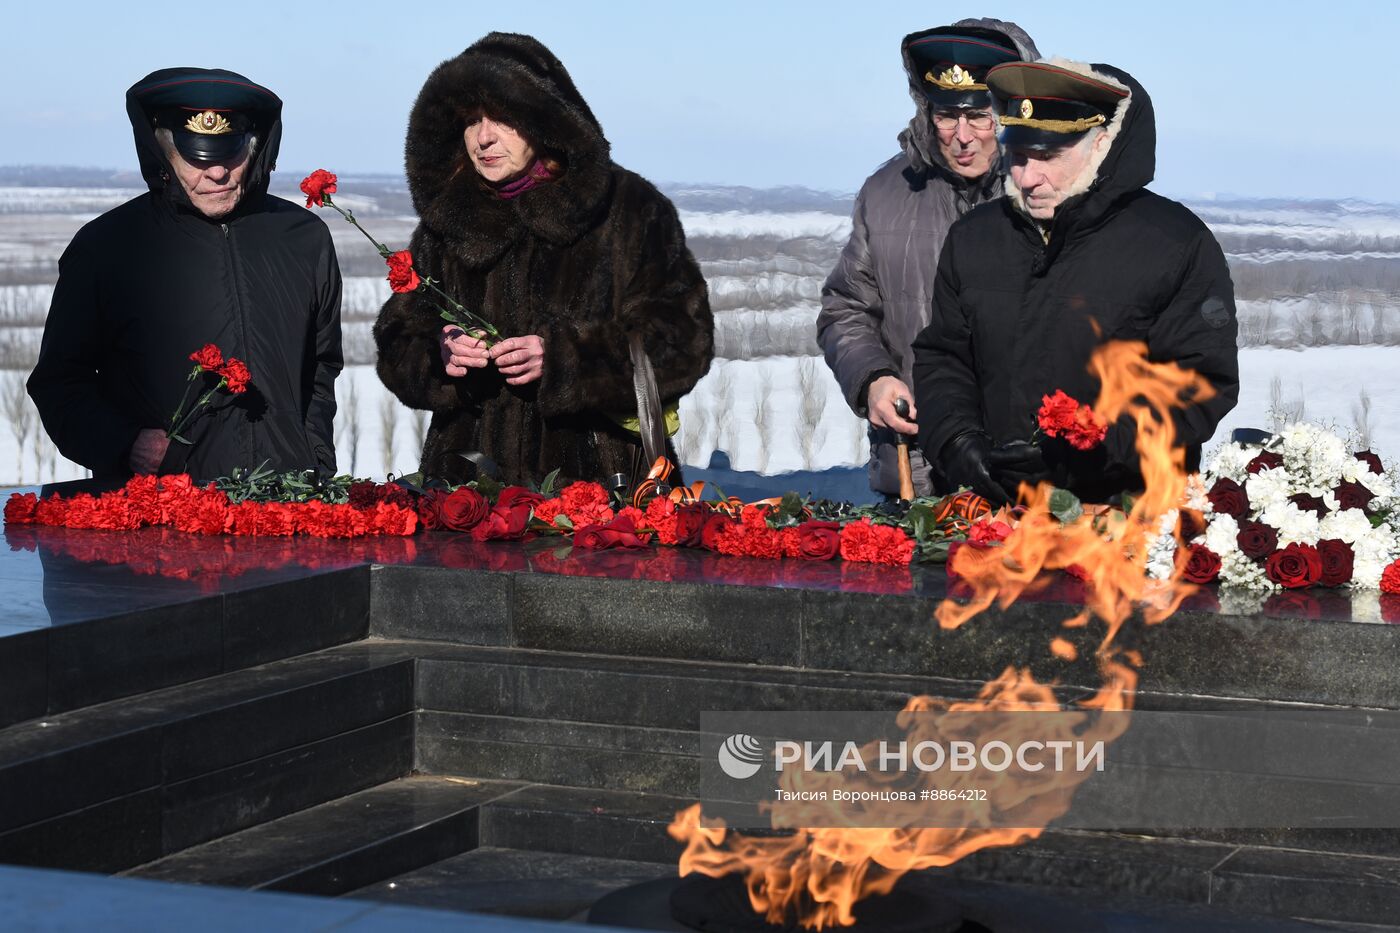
left=897, top=19, right=1039, bottom=183
left=405, top=32, right=614, bottom=268
left=998, top=59, right=1156, bottom=239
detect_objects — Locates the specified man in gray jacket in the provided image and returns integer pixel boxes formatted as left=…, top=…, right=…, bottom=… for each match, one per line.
left=817, top=20, right=1038, bottom=498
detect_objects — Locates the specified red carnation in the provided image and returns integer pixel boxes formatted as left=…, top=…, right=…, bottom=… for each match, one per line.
left=698, top=512, right=736, bottom=551
left=1206, top=477, right=1250, bottom=518
left=1381, top=559, right=1400, bottom=595
left=574, top=512, right=652, bottom=550
left=4, top=493, right=37, bottom=525
left=1179, top=543, right=1222, bottom=584
left=385, top=250, right=421, bottom=293
left=1316, top=539, right=1354, bottom=586
left=1037, top=390, right=1079, bottom=434
left=716, top=519, right=783, bottom=560
left=189, top=344, right=224, bottom=372
left=644, top=496, right=680, bottom=545
left=967, top=518, right=1013, bottom=549
left=218, top=359, right=252, bottom=395
left=533, top=496, right=568, bottom=529
left=559, top=481, right=614, bottom=526
left=439, top=487, right=490, bottom=532
left=300, top=169, right=338, bottom=208
left=839, top=519, right=914, bottom=566
left=1235, top=521, right=1279, bottom=560
left=1065, top=405, right=1108, bottom=451
left=1264, top=543, right=1322, bottom=589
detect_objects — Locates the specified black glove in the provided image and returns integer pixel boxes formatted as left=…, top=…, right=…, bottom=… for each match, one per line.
left=939, top=432, right=1012, bottom=506
left=988, top=440, right=1049, bottom=500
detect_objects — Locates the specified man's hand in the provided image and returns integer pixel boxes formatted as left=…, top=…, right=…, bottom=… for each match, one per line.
left=490, top=335, right=545, bottom=386
left=129, top=428, right=169, bottom=475
left=440, top=325, right=490, bottom=377
left=988, top=440, right=1050, bottom=501
left=939, top=432, right=1012, bottom=507
left=867, top=376, right=918, bottom=435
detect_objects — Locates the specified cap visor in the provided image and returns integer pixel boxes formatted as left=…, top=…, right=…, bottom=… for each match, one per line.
left=997, top=123, right=1083, bottom=152
left=173, top=132, right=249, bottom=163
left=924, top=87, right=991, bottom=110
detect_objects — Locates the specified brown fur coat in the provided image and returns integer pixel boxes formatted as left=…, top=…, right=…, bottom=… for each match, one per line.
left=374, top=33, right=713, bottom=485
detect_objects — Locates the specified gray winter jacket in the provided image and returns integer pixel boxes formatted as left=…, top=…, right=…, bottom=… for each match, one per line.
left=816, top=18, right=1038, bottom=497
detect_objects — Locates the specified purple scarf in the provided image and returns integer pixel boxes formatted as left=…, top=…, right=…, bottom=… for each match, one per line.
left=494, top=159, right=557, bottom=200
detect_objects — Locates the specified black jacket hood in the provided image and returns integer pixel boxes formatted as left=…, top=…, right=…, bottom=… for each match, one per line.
left=125, top=67, right=283, bottom=216
left=898, top=19, right=1039, bottom=183
left=404, top=32, right=614, bottom=267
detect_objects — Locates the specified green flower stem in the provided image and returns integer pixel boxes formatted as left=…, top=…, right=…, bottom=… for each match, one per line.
left=167, top=379, right=228, bottom=444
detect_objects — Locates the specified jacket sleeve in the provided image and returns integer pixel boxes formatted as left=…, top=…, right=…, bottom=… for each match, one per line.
left=912, top=229, right=985, bottom=464
left=533, top=184, right=713, bottom=419
left=305, top=230, right=343, bottom=474
left=816, top=184, right=899, bottom=416
left=26, top=231, right=145, bottom=476
left=373, top=226, right=479, bottom=413
left=1102, top=226, right=1241, bottom=469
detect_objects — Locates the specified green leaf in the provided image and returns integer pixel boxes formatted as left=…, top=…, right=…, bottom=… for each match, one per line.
left=476, top=476, right=502, bottom=500
left=1120, top=492, right=1137, bottom=516
left=905, top=502, right=935, bottom=541
left=553, top=514, right=574, bottom=530
left=172, top=434, right=191, bottom=445
left=1048, top=487, right=1084, bottom=525
left=540, top=468, right=561, bottom=496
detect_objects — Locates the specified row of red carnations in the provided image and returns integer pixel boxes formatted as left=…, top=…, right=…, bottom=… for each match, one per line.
left=372, top=479, right=916, bottom=564
left=5, top=474, right=417, bottom=538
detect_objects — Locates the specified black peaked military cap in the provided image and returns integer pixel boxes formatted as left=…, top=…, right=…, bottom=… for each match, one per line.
left=905, top=31, right=1021, bottom=110
left=987, top=61, right=1129, bottom=151
left=131, top=68, right=279, bottom=163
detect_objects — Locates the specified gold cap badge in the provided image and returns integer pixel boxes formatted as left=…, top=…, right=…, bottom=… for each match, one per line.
left=1020, top=99, right=1034, bottom=119
left=185, top=110, right=232, bottom=135
left=926, top=65, right=988, bottom=91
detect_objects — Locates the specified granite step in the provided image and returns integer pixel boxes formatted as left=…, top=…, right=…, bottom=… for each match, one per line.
left=0, top=644, right=417, bottom=872
left=471, top=781, right=1400, bottom=929
left=123, top=775, right=523, bottom=896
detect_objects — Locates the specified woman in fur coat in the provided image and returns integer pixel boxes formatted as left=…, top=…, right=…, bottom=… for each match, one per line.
left=374, top=33, right=713, bottom=486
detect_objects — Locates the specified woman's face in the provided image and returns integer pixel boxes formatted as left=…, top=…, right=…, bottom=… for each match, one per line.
left=464, top=115, right=537, bottom=183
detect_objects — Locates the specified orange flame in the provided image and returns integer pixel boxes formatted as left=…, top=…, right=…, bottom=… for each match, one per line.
left=668, top=342, right=1211, bottom=928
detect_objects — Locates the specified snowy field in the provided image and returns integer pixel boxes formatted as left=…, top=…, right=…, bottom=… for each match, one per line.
left=1, top=173, right=1398, bottom=489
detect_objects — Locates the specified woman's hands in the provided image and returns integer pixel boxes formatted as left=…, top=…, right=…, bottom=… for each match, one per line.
left=440, top=325, right=544, bottom=385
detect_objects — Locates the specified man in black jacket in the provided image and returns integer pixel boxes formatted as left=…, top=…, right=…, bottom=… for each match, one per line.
left=28, top=68, right=342, bottom=482
left=912, top=59, right=1239, bottom=505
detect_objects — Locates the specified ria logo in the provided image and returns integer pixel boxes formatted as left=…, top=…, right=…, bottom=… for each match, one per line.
left=717, top=733, right=765, bottom=779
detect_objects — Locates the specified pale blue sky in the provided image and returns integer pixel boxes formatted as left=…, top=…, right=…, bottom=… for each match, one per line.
left=3, top=1, right=1390, bottom=200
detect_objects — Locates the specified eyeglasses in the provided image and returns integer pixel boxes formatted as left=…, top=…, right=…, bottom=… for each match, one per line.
left=932, top=110, right=995, bottom=131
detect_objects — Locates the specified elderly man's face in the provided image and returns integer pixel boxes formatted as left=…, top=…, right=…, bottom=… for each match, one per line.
left=465, top=116, right=537, bottom=184
left=165, top=144, right=250, bottom=220
left=1007, top=132, right=1105, bottom=220
left=933, top=108, right=999, bottom=180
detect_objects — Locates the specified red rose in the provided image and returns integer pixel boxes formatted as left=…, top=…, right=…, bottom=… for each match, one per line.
left=1235, top=521, right=1279, bottom=560
left=1206, top=478, right=1249, bottom=518
left=218, top=359, right=252, bottom=395
left=699, top=513, right=736, bottom=551
left=300, top=169, right=338, bottom=208
left=1245, top=451, right=1284, bottom=474
left=1381, top=559, right=1400, bottom=595
left=439, top=487, right=490, bottom=532
left=1316, top=539, right=1354, bottom=586
left=1288, top=493, right=1328, bottom=518
left=4, top=493, right=37, bottom=525
left=385, top=250, right=421, bottom=293
left=417, top=490, right=444, bottom=530
left=1264, top=543, right=1322, bottom=589
left=574, top=513, right=652, bottom=550
left=1263, top=590, right=1322, bottom=620
left=1334, top=481, right=1374, bottom=513
left=469, top=503, right=532, bottom=541
left=674, top=505, right=709, bottom=547
left=1178, top=508, right=1208, bottom=541
left=189, top=343, right=224, bottom=371
left=1037, top=390, right=1079, bottom=434
left=1356, top=450, right=1385, bottom=475
left=497, top=486, right=545, bottom=511
left=1180, top=543, right=1222, bottom=584
left=784, top=521, right=841, bottom=560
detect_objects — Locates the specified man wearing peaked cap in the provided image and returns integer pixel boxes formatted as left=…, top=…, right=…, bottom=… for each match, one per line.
left=911, top=59, right=1240, bottom=504
left=818, top=20, right=1039, bottom=501
left=28, top=67, right=343, bottom=482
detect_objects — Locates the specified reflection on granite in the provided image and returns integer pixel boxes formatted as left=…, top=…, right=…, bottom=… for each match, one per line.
left=2, top=477, right=1397, bottom=638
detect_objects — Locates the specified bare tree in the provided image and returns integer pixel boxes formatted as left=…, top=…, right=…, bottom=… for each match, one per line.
left=1353, top=387, right=1375, bottom=450
left=751, top=370, right=772, bottom=473
left=2, top=372, right=32, bottom=483
left=379, top=393, right=399, bottom=479
left=795, top=357, right=828, bottom=470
